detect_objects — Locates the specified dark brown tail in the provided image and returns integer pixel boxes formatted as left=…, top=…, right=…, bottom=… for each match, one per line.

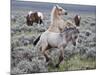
left=33, top=35, right=41, bottom=46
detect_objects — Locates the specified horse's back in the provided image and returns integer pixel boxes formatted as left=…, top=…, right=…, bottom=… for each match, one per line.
left=37, top=12, right=43, bottom=19
left=28, top=11, right=33, bottom=16
left=40, top=30, right=62, bottom=47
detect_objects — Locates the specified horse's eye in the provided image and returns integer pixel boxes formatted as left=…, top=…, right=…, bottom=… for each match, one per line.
left=59, top=9, right=62, bottom=11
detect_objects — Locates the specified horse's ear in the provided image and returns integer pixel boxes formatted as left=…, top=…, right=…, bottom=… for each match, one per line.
left=55, top=5, right=59, bottom=9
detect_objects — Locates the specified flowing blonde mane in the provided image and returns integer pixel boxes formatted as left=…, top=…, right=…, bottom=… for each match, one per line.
left=65, top=20, right=76, bottom=28
left=51, top=6, right=58, bottom=24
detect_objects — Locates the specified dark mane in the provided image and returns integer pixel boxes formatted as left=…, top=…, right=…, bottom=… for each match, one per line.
left=63, top=27, right=79, bottom=33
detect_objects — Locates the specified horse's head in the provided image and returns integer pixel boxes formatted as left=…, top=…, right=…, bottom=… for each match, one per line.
left=74, top=15, right=81, bottom=26
left=52, top=5, right=67, bottom=17
left=55, top=5, right=67, bottom=15
left=64, top=27, right=80, bottom=46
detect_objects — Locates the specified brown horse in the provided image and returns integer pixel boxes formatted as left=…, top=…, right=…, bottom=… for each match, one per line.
left=65, top=14, right=81, bottom=28
left=26, top=11, right=44, bottom=26
left=74, top=15, right=81, bottom=26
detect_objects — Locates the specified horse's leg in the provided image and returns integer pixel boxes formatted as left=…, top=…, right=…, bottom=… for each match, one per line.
left=40, top=19, right=43, bottom=24
left=31, top=21, right=33, bottom=26
left=26, top=20, right=31, bottom=26
left=37, top=19, right=40, bottom=24
left=44, top=50, right=51, bottom=62
left=36, top=19, right=39, bottom=24
left=40, top=19, right=42, bottom=24
left=55, top=47, right=64, bottom=68
left=36, top=20, right=40, bottom=27
left=41, top=43, right=50, bottom=62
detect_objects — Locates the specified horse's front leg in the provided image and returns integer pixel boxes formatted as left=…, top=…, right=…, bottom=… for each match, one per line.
left=55, top=47, right=64, bottom=68
left=30, top=21, right=33, bottom=26
left=40, top=19, right=43, bottom=24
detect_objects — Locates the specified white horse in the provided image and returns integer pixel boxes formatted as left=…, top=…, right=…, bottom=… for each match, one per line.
left=33, top=5, right=80, bottom=67
left=35, top=27, right=79, bottom=67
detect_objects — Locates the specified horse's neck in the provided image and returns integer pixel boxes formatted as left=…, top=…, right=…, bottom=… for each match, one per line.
left=51, top=14, right=62, bottom=22
left=48, top=19, right=65, bottom=33
left=54, top=18, right=63, bottom=23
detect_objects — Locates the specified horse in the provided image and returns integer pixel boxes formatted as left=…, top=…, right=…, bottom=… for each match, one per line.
left=74, top=15, right=81, bottom=26
left=26, top=11, right=44, bottom=26
left=47, top=5, right=81, bottom=33
left=48, top=5, right=67, bottom=33
left=11, top=15, right=16, bottom=22
left=33, top=14, right=81, bottom=46
left=65, top=15, right=81, bottom=28
left=33, top=5, right=80, bottom=67
left=34, top=27, right=79, bottom=67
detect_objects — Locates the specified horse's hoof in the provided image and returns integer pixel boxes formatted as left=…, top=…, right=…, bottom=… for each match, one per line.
left=46, top=58, right=52, bottom=62
left=55, top=64, right=60, bottom=68
left=46, top=58, right=50, bottom=62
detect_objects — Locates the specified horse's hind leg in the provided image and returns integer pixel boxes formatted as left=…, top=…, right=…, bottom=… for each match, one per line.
left=55, top=47, right=64, bottom=68
left=41, top=43, right=51, bottom=62
left=44, top=50, right=51, bottom=62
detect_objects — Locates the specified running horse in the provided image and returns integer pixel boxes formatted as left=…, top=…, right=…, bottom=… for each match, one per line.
left=34, top=5, right=80, bottom=67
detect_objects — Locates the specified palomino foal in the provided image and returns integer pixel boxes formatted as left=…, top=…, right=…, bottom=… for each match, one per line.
left=48, top=5, right=67, bottom=33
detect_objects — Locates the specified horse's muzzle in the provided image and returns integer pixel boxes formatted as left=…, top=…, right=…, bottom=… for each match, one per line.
left=65, top=12, right=68, bottom=15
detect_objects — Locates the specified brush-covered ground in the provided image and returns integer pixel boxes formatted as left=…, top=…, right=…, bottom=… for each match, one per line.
left=11, top=9, right=96, bottom=74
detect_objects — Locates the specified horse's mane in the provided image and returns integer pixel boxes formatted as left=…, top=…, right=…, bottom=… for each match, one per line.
left=51, top=6, right=56, bottom=24
left=63, top=27, right=79, bottom=33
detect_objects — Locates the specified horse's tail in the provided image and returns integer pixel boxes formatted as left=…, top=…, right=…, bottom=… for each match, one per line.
left=33, top=35, right=41, bottom=46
